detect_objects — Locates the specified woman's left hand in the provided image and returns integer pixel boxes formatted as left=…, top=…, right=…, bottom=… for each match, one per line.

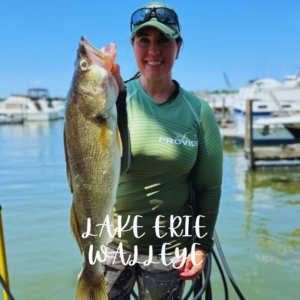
left=178, top=248, right=207, bottom=280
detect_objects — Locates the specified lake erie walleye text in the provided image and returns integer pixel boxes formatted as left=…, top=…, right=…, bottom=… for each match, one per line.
left=82, top=215, right=207, bottom=268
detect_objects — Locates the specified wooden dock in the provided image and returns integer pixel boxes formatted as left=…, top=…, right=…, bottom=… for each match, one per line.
left=244, top=99, right=300, bottom=170
left=244, top=144, right=300, bottom=169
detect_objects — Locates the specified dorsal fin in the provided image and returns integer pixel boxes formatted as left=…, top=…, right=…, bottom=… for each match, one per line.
left=64, top=127, right=73, bottom=193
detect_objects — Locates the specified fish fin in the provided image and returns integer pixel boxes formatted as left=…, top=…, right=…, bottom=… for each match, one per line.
left=99, top=119, right=110, bottom=149
left=76, top=273, right=107, bottom=300
left=116, top=126, right=123, bottom=157
left=70, top=204, right=83, bottom=254
left=64, top=127, right=73, bottom=193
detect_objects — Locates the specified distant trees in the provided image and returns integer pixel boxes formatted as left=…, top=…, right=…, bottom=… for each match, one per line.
left=189, top=90, right=238, bottom=96
left=208, top=90, right=238, bottom=94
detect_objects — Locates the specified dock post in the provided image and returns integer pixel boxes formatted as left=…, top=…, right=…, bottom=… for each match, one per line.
left=245, top=99, right=255, bottom=170
left=249, top=99, right=255, bottom=170
left=0, top=206, right=10, bottom=300
left=222, top=97, right=225, bottom=120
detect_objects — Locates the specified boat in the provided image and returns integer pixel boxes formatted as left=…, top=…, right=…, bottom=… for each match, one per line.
left=233, top=72, right=300, bottom=145
left=0, top=88, right=65, bottom=122
left=255, top=114, right=300, bottom=143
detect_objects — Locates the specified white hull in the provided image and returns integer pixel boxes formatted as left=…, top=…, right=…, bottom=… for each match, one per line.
left=232, top=75, right=300, bottom=144
left=233, top=101, right=300, bottom=144
left=0, top=94, right=64, bottom=122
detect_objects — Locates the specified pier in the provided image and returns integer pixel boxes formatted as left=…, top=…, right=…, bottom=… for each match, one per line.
left=244, top=99, right=300, bottom=170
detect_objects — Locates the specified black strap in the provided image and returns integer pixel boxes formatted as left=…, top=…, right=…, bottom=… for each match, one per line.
left=0, top=275, right=15, bottom=300
left=116, top=88, right=132, bottom=175
left=159, top=79, right=180, bottom=106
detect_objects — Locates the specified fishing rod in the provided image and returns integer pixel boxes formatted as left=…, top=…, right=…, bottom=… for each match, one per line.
left=0, top=205, right=15, bottom=300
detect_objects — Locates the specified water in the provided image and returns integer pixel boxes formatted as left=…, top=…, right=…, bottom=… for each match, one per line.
left=0, top=121, right=299, bottom=300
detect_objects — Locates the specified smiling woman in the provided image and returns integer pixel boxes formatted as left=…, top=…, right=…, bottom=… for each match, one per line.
left=106, top=2, right=223, bottom=300
left=132, top=27, right=181, bottom=92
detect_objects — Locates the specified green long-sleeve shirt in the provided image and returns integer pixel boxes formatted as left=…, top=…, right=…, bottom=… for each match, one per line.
left=110, top=79, right=223, bottom=254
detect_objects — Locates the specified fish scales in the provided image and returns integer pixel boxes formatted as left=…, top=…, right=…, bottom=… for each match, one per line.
left=64, top=36, right=121, bottom=300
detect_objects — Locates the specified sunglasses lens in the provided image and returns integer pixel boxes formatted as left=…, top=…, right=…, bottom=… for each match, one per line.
left=156, top=8, right=176, bottom=24
left=132, top=8, right=151, bottom=25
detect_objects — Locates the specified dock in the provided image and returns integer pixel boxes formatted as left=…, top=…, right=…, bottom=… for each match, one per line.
left=244, top=144, right=300, bottom=169
left=244, top=99, right=300, bottom=170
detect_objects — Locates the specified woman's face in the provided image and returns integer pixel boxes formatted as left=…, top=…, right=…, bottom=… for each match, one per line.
left=132, top=27, right=181, bottom=82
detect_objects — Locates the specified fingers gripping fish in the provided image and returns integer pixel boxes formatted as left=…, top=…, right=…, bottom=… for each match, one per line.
left=64, top=37, right=122, bottom=300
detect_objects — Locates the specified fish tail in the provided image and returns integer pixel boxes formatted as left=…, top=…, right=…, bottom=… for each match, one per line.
left=76, top=273, right=107, bottom=300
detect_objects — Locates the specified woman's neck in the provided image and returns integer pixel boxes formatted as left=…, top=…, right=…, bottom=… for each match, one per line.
left=139, top=75, right=175, bottom=103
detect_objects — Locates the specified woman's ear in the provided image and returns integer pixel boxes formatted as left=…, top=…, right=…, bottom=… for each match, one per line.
left=175, top=41, right=182, bottom=60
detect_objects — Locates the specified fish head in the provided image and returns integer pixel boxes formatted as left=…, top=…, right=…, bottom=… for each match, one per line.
left=69, top=37, right=119, bottom=120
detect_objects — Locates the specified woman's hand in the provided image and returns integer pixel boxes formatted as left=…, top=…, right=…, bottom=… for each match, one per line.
left=178, top=248, right=207, bottom=280
left=111, top=63, right=125, bottom=91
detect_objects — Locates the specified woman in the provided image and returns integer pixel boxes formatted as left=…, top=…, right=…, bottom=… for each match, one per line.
left=108, top=2, right=223, bottom=299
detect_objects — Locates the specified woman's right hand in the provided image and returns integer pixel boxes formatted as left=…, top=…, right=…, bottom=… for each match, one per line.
left=111, top=63, right=125, bottom=91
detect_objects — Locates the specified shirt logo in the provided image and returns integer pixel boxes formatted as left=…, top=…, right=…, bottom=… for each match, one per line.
left=159, top=132, right=198, bottom=147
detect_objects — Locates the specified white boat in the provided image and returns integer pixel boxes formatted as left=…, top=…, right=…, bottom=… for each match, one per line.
left=233, top=72, right=300, bottom=145
left=255, top=115, right=300, bottom=127
left=0, top=89, right=64, bottom=122
left=255, top=115, right=300, bottom=143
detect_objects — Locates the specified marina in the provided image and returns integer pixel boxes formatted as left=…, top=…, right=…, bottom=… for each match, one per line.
left=202, top=71, right=300, bottom=170
left=204, top=71, right=300, bottom=146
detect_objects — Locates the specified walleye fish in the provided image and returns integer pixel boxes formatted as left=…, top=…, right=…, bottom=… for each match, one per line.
left=64, top=37, right=121, bottom=300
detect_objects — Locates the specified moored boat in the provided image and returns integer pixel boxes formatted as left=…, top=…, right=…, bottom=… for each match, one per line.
left=0, top=89, right=65, bottom=122
left=233, top=74, right=300, bottom=145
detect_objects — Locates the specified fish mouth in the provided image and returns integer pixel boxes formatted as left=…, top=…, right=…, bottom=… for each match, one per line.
left=81, top=36, right=101, bottom=57
left=80, top=36, right=117, bottom=64
left=101, top=42, right=117, bottom=55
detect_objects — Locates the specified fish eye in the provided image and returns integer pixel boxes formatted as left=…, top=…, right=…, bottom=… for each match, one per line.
left=80, top=59, right=89, bottom=71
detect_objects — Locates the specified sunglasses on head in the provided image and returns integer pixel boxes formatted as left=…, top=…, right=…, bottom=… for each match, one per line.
left=131, top=7, right=179, bottom=32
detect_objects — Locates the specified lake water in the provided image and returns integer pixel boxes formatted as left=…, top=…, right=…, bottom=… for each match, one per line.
left=0, top=120, right=299, bottom=300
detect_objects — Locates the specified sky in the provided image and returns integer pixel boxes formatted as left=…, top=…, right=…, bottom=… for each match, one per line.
left=0, top=0, right=300, bottom=98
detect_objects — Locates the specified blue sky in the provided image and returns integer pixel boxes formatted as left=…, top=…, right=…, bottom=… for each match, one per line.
left=1, top=0, right=300, bottom=98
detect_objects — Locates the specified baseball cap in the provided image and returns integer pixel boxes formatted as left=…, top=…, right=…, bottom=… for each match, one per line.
left=131, top=2, right=180, bottom=39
